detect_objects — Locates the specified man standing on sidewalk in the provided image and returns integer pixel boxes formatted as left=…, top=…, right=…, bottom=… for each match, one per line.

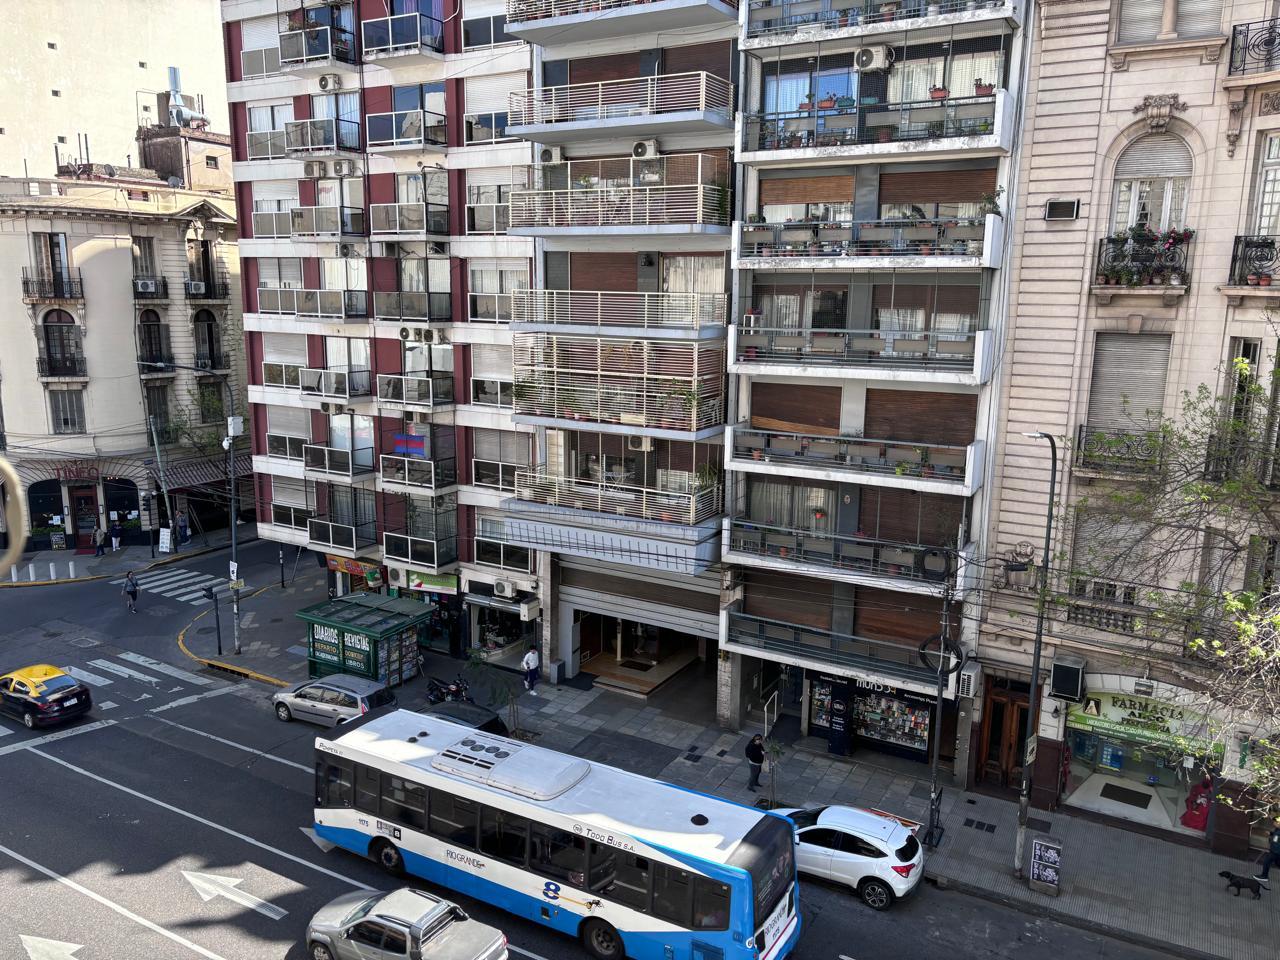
left=1254, top=815, right=1280, bottom=884
left=93, top=524, right=107, bottom=557
left=521, top=644, right=540, bottom=697
left=745, top=734, right=766, bottom=792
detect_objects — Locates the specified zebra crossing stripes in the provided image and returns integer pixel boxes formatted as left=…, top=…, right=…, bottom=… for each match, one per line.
left=110, top=568, right=232, bottom=606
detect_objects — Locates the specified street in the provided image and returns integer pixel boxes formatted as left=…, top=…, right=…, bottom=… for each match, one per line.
left=0, top=542, right=1169, bottom=960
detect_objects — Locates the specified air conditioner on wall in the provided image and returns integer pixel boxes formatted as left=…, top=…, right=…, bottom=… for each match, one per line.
left=134, top=279, right=158, bottom=294
left=187, top=281, right=206, bottom=295
left=493, top=580, right=518, bottom=599
left=854, top=45, right=894, bottom=72
left=332, top=159, right=357, bottom=177
left=956, top=661, right=982, bottom=699
left=319, top=74, right=342, bottom=91
left=539, top=146, right=563, bottom=165
left=387, top=567, right=405, bottom=587
left=627, top=436, right=653, bottom=452
left=1050, top=655, right=1087, bottom=703
left=632, top=139, right=659, bottom=160
left=303, top=160, right=327, bottom=178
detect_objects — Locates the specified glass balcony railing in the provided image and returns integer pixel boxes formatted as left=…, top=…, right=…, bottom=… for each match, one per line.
left=279, top=24, right=356, bottom=66
left=745, top=0, right=1006, bottom=40
left=509, top=72, right=733, bottom=127
left=727, top=518, right=957, bottom=583
left=300, top=367, right=373, bottom=401
left=270, top=503, right=313, bottom=530
left=369, top=202, right=448, bottom=236
left=380, top=454, right=457, bottom=491
left=515, top=470, right=723, bottom=524
left=366, top=109, right=447, bottom=149
left=308, top=517, right=377, bottom=552
left=304, top=443, right=375, bottom=479
left=290, top=205, right=366, bottom=238
left=376, top=373, right=455, bottom=407
left=728, top=424, right=973, bottom=484
left=372, top=290, right=451, bottom=323
left=743, top=94, right=999, bottom=152
left=362, top=12, right=444, bottom=56
left=738, top=216, right=988, bottom=258
left=252, top=210, right=292, bottom=238
left=284, top=118, right=361, bottom=154
left=735, top=325, right=982, bottom=369
left=247, top=129, right=287, bottom=160
left=383, top=530, right=458, bottom=568
left=257, top=288, right=368, bottom=320
left=511, top=289, right=728, bottom=329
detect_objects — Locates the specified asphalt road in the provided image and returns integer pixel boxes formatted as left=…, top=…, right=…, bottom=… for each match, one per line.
left=0, top=545, right=1171, bottom=960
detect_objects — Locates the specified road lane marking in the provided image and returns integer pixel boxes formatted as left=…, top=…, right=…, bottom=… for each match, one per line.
left=98, top=701, right=119, bottom=711
left=117, top=653, right=213, bottom=687
left=0, top=720, right=116, bottom=757
left=87, top=659, right=164, bottom=687
left=20, top=936, right=83, bottom=959
left=147, top=717, right=311, bottom=772
left=0, top=842, right=229, bottom=960
left=182, top=871, right=287, bottom=920
left=0, top=728, right=12, bottom=739
left=59, top=666, right=113, bottom=687
left=148, top=684, right=245, bottom=714
left=156, top=579, right=222, bottom=598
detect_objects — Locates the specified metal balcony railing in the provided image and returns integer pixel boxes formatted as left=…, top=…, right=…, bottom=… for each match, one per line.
left=369, top=202, right=448, bottom=236
left=746, top=0, right=1000, bottom=39
left=279, top=24, right=356, bottom=66
left=728, top=518, right=955, bottom=583
left=377, top=373, right=455, bottom=407
left=38, top=356, right=88, bottom=377
left=241, top=46, right=282, bottom=80
left=290, top=205, right=366, bottom=238
left=366, top=110, right=447, bottom=149
left=304, top=443, right=374, bottom=478
left=511, top=184, right=729, bottom=228
left=285, top=118, right=361, bottom=154
left=515, top=470, right=723, bottom=524
left=743, top=94, right=999, bottom=151
left=258, top=287, right=368, bottom=320
left=195, top=348, right=229, bottom=371
left=247, top=129, right=287, bottom=160
left=308, top=517, right=377, bottom=552
left=730, top=425, right=971, bottom=483
left=362, top=12, right=445, bottom=55
left=384, top=530, right=458, bottom=568
left=132, top=276, right=168, bottom=299
left=251, top=210, right=292, bottom=238
left=380, top=454, right=457, bottom=490
left=735, top=325, right=981, bottom=368
left=185, top=277, right=231, bottom=300
left=508, top=0, right=737, bottom=22
left=1228, top=235, right=1280, bottom=285
left=511, top=290, right=728, bottom=329
left=270, top=503, right=313, bottom=530
left=265, top=433, right=307, bottom=460
left=1094, top=230, right=1194, bottom=287
left=738, top=217, right=987, bottom=258
left=372, top=290, right=452, bottom=323
left=1074, top=424, right=1164, bottom=473
left=301, top=367, right=373, bottom=401
left=510, top=72, right=733, bottom=127
left=1230, top=18, right=1280, bottom=75
left=22, top=270, right=83, bottom=300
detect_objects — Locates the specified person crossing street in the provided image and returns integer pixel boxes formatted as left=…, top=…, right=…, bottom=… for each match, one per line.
left=121, top=571, right=140, bottom=613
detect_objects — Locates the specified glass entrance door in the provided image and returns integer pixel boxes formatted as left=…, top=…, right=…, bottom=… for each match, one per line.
left=72, top=487, right=98, bottom=549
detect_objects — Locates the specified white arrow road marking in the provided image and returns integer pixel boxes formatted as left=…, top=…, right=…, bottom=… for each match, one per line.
left=98, top=701, right=119, bottom=712
left=20, top=936, right=82, bottom=960
left=181, top=871, right=287, bottom=921
left=300, top=827, right=335, bottom=853
left=0, top=844, right=228, bottom=960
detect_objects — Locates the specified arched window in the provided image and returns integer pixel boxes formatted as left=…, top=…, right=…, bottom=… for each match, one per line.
left=1112, top=133, right=1193, bottom=232
left=138, top=309, right=170, bottom=365
left=41, top=309, right=82, bottom=375
left=193, top=309, right=222, bottom=369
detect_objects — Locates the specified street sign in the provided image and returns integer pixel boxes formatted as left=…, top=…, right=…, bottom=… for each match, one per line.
left=229, top=578, right=246, bottom=590
left=229, top=561, right=238, bottom=581
left=1029, top=835, right=1062, bottom=897
left=158, top=528, right=172, bottom=554
left=1025, top=736, right=1038, bottom=767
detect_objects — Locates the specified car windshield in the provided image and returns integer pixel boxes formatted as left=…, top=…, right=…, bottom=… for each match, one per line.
left=786, top=807, right=827, bottom=829
left=727, top=815, right=795, bottom=925
left=896, top=834, right=920, bottom=862
left=342, top=895, right=380, bottom=925
left=39, top=675, right=79, bottom=693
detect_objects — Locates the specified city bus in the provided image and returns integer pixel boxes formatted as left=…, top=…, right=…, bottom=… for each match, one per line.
left=312, top=709, right=800, bottom=960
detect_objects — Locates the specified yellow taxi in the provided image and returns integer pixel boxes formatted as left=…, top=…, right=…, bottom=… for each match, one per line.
left=0, top=664, right=93, bottom=729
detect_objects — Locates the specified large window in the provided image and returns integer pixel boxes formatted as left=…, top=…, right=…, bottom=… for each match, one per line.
left=1111, top=134, right=1192, bottom=232
left=1117, top=0, right=1222, bottom=44
left=1255, top=134, right=1280, bottom=234
left=49, top=389, right=86, bottom=434
left=529, top=823, right=586, bottom=886
left=462, top=15, right=511, bottom=49
left=428, top=790, right=478, bottom=849
left=479, top=808, right=528, bottom=866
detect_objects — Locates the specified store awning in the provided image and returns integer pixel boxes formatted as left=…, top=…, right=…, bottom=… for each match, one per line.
left=465, top=593, right=525, bottom=615
left=153, top=454, right=253, bottom=490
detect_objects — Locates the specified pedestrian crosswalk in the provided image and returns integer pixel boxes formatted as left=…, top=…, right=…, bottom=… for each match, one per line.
left=109, top=568, right=233, bottom=606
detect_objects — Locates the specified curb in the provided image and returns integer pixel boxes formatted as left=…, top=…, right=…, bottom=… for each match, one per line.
left=175, top=584, right=291, bottom=688
left=0, top=541, right=231, bottom=588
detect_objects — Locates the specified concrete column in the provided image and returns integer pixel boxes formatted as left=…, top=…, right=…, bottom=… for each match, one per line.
left=716, top=651, right=743, bottom=729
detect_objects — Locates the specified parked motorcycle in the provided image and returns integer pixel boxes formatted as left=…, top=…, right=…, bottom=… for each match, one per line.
left=426, top=675, right=474, bottom=705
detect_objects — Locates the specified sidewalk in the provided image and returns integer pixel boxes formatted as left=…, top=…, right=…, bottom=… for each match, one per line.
left=8, top=525, right=253, bottom=585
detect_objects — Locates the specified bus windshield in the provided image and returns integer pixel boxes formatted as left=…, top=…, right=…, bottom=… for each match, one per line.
left=727, top=815, right=795, bottom=925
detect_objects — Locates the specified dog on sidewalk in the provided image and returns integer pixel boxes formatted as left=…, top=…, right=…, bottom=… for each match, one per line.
left=1219, top=870, right=1265, bottom=899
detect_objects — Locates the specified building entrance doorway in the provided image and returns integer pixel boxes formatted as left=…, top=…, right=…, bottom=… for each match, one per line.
left=71, top=486, right=99, bottom=550
left=979, top=677, right=1030, bottom=789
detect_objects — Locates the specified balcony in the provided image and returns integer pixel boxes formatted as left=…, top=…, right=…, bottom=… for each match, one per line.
left=22, top=270, right=83, bottom=301
left=1229, top=18, right=1280, bottom=80
left=465, top=112, right=514, bottom=145
left=269, top=503, right=314, bottom=531
left=742, top=0, right=1021, bottom=52
left=257, top=288, right=369, bottom=321
left=265, top=433, right=307, bottom=461
left=736, top=214, right=1003, bottom=269
left=247, top=130, right=287, bottom=161
left=361, top=12, right=444, bottom=63
left=38, top=356, right=88, bottom=378
left=308, top=516, right=378, bottom=558
left=300, top=367, right=373, bottom=403
left=506, top=0, right=737, bottom=45
left=303, top=443, right=376, bottom=482
left=132, top=276, right=169, bottom=300
left=511, top=290, right=728, bottom=337
left=723, top=609, right=955, bottom=695
left=376, top=373, right=455, bottom=410
left=507, top=72, right=734, bottom=144
left=369, top=202, right=448, bottom=241
left=730, top=323, right=994, bottom=385
left=1223, top=235, right=1280, bottom=302
left=284, top=118, right=361, bottom=157
left=251, top=210, right=292, bottom=239
left=470, top=291, right=515, bottom=323
left=379, top=454, right=458, bottom=494
left=384, top=529, right=459, bottom=571
left=1073, top=424, right=1164, bottom=476
left=138, top=340, right=175, bottom=372
left=195, top=348, right=231, bottom=372
left=517, top=469, right=722, bottom=524
left=739, top=92, right=1014, bottom=166
left=1091, top=228, right=1194, bottom=306
left=366, top=110, right=447, bottom=153
left=290, top=205, right=366, bottom=240
left=278, top=25, right=358, bottom=76
left=185, top=277, right=231, bottom=300
left=727, top=424, right=984, bottom=496
left=373, top=291, right=452, bottom=325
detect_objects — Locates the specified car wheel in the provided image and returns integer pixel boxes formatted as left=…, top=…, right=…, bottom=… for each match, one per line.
left=581, top=919, right=623, bottom=960
left=310, top=944, right=334, bottom=960
left=21, top=712, right=36, bottom=730
left=859, top=878, right=894, bottom=911
left=371, top=839, right=404, bottom=875
left=274, top=703, right=292, bottom=723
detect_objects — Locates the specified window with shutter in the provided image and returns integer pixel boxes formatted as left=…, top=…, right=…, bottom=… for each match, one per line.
left=1117, top=0, right=1164, bottom=43
left=1175, top=0, right=1222, bottom=38
left=1112, top=134, right=1193, bottom=231
left=1086, top=333, right=1171, bottom=432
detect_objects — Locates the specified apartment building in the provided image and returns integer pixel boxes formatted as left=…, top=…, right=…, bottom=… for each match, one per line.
left=222, top=0, right=537, bottom=660
left=0, top=173, right=242, bottom=551
left=982, top=0, right=1272, bottom=855
left=716, top=1, right=1026, bottom=778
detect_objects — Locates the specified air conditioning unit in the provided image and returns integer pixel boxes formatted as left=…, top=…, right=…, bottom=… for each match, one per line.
left=632, top=139, right=660, bottom=160
left=319, top=402, right=335, bottom=414
left=413, top=328, right=436, bottom=344
left=854, top=45, right=894, bottom=72
left=303, top=160, right=327, bottom=179
left=627, top=436, right=653, bottom=452
left=387, top=566, right=405, bottom=587
left=539, top=146, right=564, bottom=165
left=332, top=159, right=357, bottom=177
left=378, top=241, right=401, bottom=258
left=134, top=279, right=158, bottom=294
left=413, top=410, right=433, bottom=424
left=1044, top=199, right=1080, bottom=221
left=187, top=280, right=206, bottom=295
left=318, top=74, right=342, bottom=91
left=1050, top=654, right=1087, bottom=703
left=493, top=580, right=518, bottom=599
left=399, top=326, right=413, bottom=341
left=956, top=661, right=982, bottom=699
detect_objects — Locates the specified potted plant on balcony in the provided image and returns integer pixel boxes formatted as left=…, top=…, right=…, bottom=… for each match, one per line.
left=798, top=92, right=815, bottom=112
left=1262, top=273, right=1274, bottom=287
left=694, top=463, right=721, bottom=491
left=930, top=85, right=950, bottom=100
left=978, top=185, right=1005, bottom=218
left=1247, top=272, right=1260, bottom=286
left=974, top=79, right=995, bottom=96
left=879, top=1, right=899, bottom=19
left=836, top=94, right=857, bottom=110
left=817, top=92, right=838, bottom=110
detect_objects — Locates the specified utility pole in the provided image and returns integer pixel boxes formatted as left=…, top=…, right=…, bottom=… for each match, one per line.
left=223, top=378, right=242, bottom=657
left=148, top=414, right=176, bottom=552
left=924, top=576, right=953, bottom=848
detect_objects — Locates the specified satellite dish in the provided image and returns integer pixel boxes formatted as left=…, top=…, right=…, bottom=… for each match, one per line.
left=103, top=164, right=118, bottom=178
left=167, top=176, right=182, bottom=188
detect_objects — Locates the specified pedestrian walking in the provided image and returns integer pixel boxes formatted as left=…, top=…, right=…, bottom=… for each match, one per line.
left=110, top=519, right=123, bottom=552
left=177, top=509, right=189, bottom=545
left=745, top=734, right=766, bottom=792
left=122, top=571, right=139, bottom=613
left=521, top=643, right=540, bottom=696
left=92, top=524, right=107, bottom=557
left=1253, top=815, right=1280, bottom=883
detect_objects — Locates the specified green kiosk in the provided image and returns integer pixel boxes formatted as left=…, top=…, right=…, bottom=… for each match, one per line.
left=297, top=592, right=436, bottom=687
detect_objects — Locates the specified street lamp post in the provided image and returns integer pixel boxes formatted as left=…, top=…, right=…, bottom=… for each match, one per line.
left=1014, top=431, right=1057, bottom=880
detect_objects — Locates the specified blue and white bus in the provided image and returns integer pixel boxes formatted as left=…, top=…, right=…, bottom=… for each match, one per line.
left=313, top=710, right=800, bottom=960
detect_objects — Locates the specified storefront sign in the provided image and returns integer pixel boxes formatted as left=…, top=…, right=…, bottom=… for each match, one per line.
left=851, top=677, right=937, bottom=708
left=325, top=555, right=382, bottom=577
left=1067, top=693, right=1211, bottom=751
left=309, top=624, right=342, bottom=665
left=158, top=528, right=172, bottom=554
left=308, top=622, right=374, bottom=675
left=52, top=461, right=101, bottom=481
left=1029, top=836, right=1062, bottom=896
left=49, top=532, right=66, bottom=551
left=408, top=570, right=459, bottom=595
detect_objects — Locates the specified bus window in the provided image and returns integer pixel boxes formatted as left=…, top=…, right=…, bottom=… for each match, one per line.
left=530, top=823, right=586, bottom=887
left=355, top=764, right=380, bottom=815
left=652, top=863, right=693, bottom=927
left=726, top=815, right=795, bottom=927
left=480, top=808, right=529, bottom=866
left=316, top=758, right=353, bottom=808
left=588, top=844, right=650, bottom=912
left=381, top=775, right=427, bottom=831
left=693, top=877, right=731, bottom=930
left=428, top=790, right=479, bottom=849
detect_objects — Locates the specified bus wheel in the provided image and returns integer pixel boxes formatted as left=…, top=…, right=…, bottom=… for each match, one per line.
left=371, top=839, right=404, bottom=875
left=581, top=919, right=622, bottom=960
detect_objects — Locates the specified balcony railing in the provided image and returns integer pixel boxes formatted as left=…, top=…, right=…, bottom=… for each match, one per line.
left=241, top=45, right=282, bottom=80
left=739, top=217, right=987, bottom=258
left=133, top=276, right=168, bottom=299
left=258, top=287, right=368, bottom=320
left=270, top=503, right=313, bottom=530
left=510, top=72, right=733, bottom=127
left=470, top=291, right=514, bottom=323
left=728, top=519, right=955, bottom=583
left=384, top=530, right=459, bottom=568
left=467, top=202, right=510, bottom=234
left=515, top=470, right=723, bottom=524
left=304, top=443, right=374, bottom=479
left=512, top=290, right=728, bottom=329
left=744, top=94, right=999, bottom=152
left=185, top=277, right=231, bottom=300
left=290, top=205, right=366, bottom=238
left=308, top=517, right=377, bottom=553
left=285, top=118, right=361, bottom=154
left=735, top=325, right=981, bottom=369
left=373, top=290, right=452, bottom=324
left=464, top=112, right=512, bottom=144
left=511, top=184, right=729, bottom=229
left=300, top=367, right=373, bottom=401
left=730, top=426, right=972, bottom=483
left=362, top=12, right=444, bottom=56
left=252, top=210, right=292, bottom=238
left=279, top=25, right=356, bottom=66
left=1229, top=18, right=1280, bottom=76
left=369, top=202, right=448, bottom=236
left=138, top=340, right=174, bottom=369
left=380, top=454, right=457, bottom=491
left=1074, top=424, right=1164, bottom=474
left=474, top=459, right=522, bottom=491
left=38, top=356, right=88, bottom=377
left=377, top=373, right=455, bottom=407
left=1093, top=230, right=1194, bottom=288
left=262, top=361, right=302, bottom=389
left=265, top=433, right=307, bottom=460
left=726, top=610, right=952, bottom=689
left=247, top=129, right=287, bottom=160
left=1228, top=235, right=1280, bottom=285
left=509, top=0, right=738, bottom=22
left=746, top=0, right=1003, bottom=40
left=22, top=270, right=83, bottom=300
left=366, top=110, right=447, bottom=150
left=195, top=348, right=230, bottom=371
left=514, top=374, right=724, bottom=431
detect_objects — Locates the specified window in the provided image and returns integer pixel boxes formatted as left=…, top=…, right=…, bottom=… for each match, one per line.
left=382, top=926, right=408, bottom=955
left=145, top=383, right=171, bottom=431
left=197, top=382, right=225, bottom=424
left=1255, top=134, right=1280, bottom=234
left=355, top=765, right=380, bottom=815
left=321, top=688, right=357, bottom=709
left=56, top=135, right=67, bottom=144
left=1117, top=0, right=1222, bottom=44
left=479, top=808, right=529, bottom=866
left=49, top=389, right=85, bottom=434
left=131, top=236, right=156, bottom=277
left=475, top=538, right=532, bottom=572
left=529, top=823, right=586, bottom=886
left=692, top=877, right=731, bottom=930
left=469, top=262, right=527, bottom=321
left=52, top=89, right=61, bottom=97
left=47, top=42, right=56, bottom=49
left=348, top=922, right=389, bottom=948
left=381, top=774, right=427, bottom=831
left=470, top=379, right=513, bottom=407
left=1111, top=134, right=1192, bottom=232
left=799, top=828, right=844, bottom=850
left=652, top=863, right=693, bottom=926
left=428, top=791, right=478, bottom=848
left=587, top=844, right=650, bottom=911
left=462, top=15, right=511, bottom=49
left=139, top=60, right=148, bottom=68
left=1085, top=333, right=1172, bottom=433
left=840, top=834, right=887, bottom=859
left=466, top=183, right=512, bottom=234
left=315, top=757, right=354, bottom=808
left=205, top=155, right=219, bottom=169
left=257, top=257, right=304, bottom=289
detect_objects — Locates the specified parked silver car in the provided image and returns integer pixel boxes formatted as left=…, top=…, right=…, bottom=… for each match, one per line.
left=306, top=888, right=507, bottom=960
left=272, top=674, right=395, bottom=727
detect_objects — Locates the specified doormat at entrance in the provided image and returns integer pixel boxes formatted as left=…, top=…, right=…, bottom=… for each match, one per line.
left=619, top=660, right=655, bottom=671
left=1100, top=782, right=1153, bottom=809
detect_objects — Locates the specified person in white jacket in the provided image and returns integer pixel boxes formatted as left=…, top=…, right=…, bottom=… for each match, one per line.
left=521, top=644, right=540, bottom=696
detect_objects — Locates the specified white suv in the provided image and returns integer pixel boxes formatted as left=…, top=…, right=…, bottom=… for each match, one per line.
left=776, top=805, right=924, bottom=910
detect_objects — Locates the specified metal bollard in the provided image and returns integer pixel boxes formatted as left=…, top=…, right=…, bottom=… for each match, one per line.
left=28, top=563, right=35, bottom=581
left=49, top=562, right=56, bottom=581
left=9, top=566, right=15, bottom=583
left=69, top=561, right=76, bottom=579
